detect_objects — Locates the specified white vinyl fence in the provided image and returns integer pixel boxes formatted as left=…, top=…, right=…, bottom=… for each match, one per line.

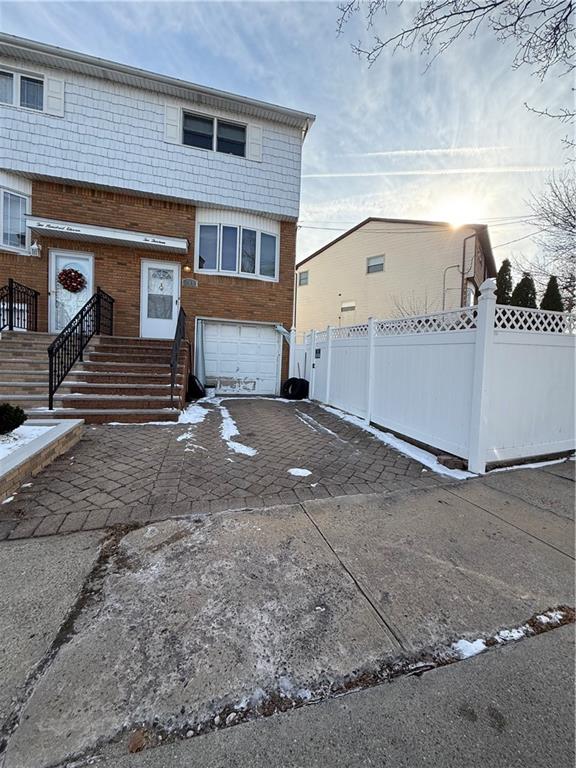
left=289, top=278, right=575, bottom=473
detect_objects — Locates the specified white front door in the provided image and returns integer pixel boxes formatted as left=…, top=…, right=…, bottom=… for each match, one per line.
left=202, top=320, right=281, bottom=395
left=49, top=250, right=94, bottom=332
left=140, top=259, right=180, bottom=339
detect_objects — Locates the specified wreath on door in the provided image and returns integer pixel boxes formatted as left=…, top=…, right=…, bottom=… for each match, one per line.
left=57, top=268, right=86, bottom=293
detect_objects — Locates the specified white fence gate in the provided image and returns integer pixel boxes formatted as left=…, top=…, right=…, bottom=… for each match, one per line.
left=290, top=279, right=575, bottom=473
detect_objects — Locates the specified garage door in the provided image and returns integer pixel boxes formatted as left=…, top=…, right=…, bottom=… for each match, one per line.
left=203, top=321, right=281, bottom=395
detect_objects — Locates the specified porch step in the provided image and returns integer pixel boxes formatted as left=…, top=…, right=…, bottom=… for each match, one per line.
left=94, top=336, right=173, bottom=348
left=25, top=408, right=179, bottom=424
left=0, top=370, right=49, bottom=382
left=85, top=352, right=173, bottom=365
left=70, top=371, right=178, bottom=385
left=66, top=382, right=172, bottom=393
left=0, top=331, right=57, bottom=342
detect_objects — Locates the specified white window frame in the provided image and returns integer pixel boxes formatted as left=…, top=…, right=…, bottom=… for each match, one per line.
left=0, top=66, right=45, bottom=112
left=298, top=271, right=309, bottom=286
left=182, top=110, right=247, bottom=158
left=1, top=187, right=30, bottom=253
left=341, top=301, right=356, bottom=312
left=195, top=223, right=279, bottom=282
left=367, top=254, right=385, bottom=274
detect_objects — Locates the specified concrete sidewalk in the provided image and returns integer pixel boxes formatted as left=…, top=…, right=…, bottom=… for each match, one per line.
left=0, top=461, right=573, bottom=768
left=99, top=624, right=575, bottom=768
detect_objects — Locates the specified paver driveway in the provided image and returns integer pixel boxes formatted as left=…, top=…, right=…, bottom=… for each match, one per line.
left=0, top=398, right=448, bottom=539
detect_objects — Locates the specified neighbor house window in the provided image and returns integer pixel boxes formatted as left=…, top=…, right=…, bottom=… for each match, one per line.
left=1, top=189, right=28, bottom=250
left=367, top=255, right=384, bottom=273
left=341, top=301, right=356, bottom=312
left=466, top=281, right=477, bottom=307
left=0, top=69, right=44, bottom=110
left=197, top=223, right=278, bottom=280
left=183, top=112, right=246, bottom=157
left=298, top=271, right=309, bottom=286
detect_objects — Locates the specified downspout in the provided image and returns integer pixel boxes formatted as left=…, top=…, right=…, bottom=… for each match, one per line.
left=460, top=233, right=477, bottom=306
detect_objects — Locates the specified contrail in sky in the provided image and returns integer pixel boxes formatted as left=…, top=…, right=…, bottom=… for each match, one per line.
left=346, top=146, right=512, bottom=158
left=303, top=165, right=562, bottom=179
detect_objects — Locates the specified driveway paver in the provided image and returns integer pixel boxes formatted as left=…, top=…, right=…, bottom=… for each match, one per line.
left=0, top=399, right=446, bottom=538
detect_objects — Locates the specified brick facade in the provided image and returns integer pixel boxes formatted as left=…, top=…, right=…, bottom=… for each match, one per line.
left=0, top=181, right=295, bottom=379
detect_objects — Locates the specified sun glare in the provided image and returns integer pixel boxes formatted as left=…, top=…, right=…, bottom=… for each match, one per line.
left=430, top=197, right=486, bottom=228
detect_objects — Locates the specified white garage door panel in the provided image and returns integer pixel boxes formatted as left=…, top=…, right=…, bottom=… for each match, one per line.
left=203, top=321, right=281, bottom=395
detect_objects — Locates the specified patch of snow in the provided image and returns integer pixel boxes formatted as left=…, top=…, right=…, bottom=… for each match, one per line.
left=218, top=405, right=257, bottom=456
left=489, top=458, right=570, bottom=473
left=296, top=411, right=347, bottom=441
left=178, top=403, right=210, bottom=425
left=536, top=609, right=564, bottom=625
left=318, top=405, right=475, bottom=480
left=0, top=424, right=52, bottom=462
left=495, top=627, right=526, bottom=643
left=21, top=482, right=33, bottom=488
left=452, top=638, right=487, bottom=659
left=2, top=495, right=14, bottom=505
left=288, top=467, right=312, bottom=477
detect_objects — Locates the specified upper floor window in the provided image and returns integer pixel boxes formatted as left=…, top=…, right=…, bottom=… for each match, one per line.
left=367, top=255, right=384, bottom=273
left=298, top=271, right=309, bottom=286
left=197, top=222, right=278, bottom=280
left=183, top=112, right=246, bottom=157
left=0, top=69, right=44, bottom=111
left=1, top=189, right=29, bottom=250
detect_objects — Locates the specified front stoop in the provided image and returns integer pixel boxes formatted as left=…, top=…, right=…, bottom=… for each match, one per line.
left=0, top=332, right=189, bottom=424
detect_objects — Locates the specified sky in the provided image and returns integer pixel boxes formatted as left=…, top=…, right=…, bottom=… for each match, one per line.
left=0, top=0, right=571, bottom=267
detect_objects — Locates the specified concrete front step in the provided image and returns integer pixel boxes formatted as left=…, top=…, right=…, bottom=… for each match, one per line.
left=5, top=394, right=174, bottom=409
left=0, top=349, right=53, bottom=360
left=25, top=408, right=179, bottom=424
left=94, top=335, right=173, bottom=348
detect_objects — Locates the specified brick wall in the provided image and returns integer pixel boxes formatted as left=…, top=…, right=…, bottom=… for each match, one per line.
left=0, top=181, right=295, bottom=379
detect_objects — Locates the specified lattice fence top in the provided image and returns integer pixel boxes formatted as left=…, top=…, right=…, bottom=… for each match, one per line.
left=331, top=324, right=369, bottom=340
left=374, top=307, right=477, bottom=336
left=494, top=305, right=575, bottom=334
left=314, top=330, right=328, bottom=343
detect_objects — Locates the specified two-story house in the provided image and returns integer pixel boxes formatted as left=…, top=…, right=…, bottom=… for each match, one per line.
left=0, top=34, right=314, bottom=421
left=296, top=217, right=496, bottom=334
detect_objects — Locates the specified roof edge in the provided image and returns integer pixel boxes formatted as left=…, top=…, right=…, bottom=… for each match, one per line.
left=297, top=217, right=496, bottom=275
left=0, top=33, right=316, bottom=131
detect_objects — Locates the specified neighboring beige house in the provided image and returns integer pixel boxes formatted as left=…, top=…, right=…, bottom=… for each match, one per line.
left=295, top=217, right=496, bottom=333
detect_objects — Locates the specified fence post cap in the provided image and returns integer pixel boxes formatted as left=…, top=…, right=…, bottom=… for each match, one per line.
left=479, top=278, right=496, bottom=297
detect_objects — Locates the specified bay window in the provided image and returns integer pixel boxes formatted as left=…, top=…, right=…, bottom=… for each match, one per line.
left=1, top=189, right=28, bottom=250
left=196, top=223, right=278, bottom=280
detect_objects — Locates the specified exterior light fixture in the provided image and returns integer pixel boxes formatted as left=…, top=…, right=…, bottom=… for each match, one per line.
left=29, top=240, right=42, bottom=257
left=182, top=264, right=193, bottom=273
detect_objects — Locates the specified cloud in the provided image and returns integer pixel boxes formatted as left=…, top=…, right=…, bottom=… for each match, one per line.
left=303, top=165, right=563, bottom=179
left=346, top=146, right=513, bottom=158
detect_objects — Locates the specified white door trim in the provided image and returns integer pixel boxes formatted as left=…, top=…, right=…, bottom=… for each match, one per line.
left=48, top=249, right=94, bottom=333
left=194, top=316, right=283, bottom=396
left=139, top=258, right=181, bottom=339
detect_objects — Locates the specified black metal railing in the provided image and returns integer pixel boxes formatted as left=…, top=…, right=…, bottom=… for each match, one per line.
left=0, top=278, right=39, bottom=332
left=48, top=288, right=114, bottom=409
left=170, top=307, right=187, bottom=407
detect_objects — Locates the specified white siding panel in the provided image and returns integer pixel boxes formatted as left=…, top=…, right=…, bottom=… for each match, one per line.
left=1, top=59, right=303, bottom=219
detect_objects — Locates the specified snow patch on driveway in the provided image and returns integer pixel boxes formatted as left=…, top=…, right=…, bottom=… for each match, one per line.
left=219, top=405, right=257, bottom=456
left=288, top=468, right=312, bottom=477
left=178, top=403, right=210, bottom=425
